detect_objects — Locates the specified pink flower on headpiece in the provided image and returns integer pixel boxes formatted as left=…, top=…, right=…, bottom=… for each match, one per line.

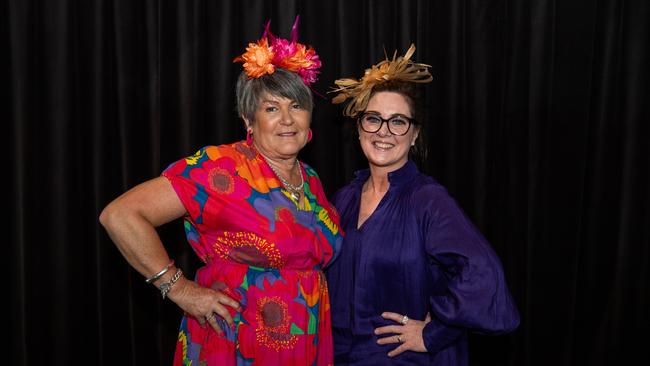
left=298, top=48, right=321, bottom=85
left=270, top=37, right=298, bottom=65
left=233, top=16, right=321, bottom=87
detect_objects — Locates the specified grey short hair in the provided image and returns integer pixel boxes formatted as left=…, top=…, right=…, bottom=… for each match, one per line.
left=236, top=68, right=314, bottom=124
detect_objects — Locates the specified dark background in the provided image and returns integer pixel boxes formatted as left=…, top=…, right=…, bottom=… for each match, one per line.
left=6, top=0, right=649, bottom=365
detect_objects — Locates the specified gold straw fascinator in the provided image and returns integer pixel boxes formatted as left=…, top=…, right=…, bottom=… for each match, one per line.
left=330, top=44, right=432, bottom=117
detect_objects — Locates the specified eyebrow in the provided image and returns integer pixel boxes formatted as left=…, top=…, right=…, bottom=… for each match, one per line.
left=364, top=111, right=412, bottom=118
left=260, top=99, right=280, bottom=105
left=260, top=98, right=300, bottom=106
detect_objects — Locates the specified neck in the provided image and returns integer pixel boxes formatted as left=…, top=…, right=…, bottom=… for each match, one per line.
left=257, top=148, right=302, bottom=190
left=365, top=168, right=390, bottom=194
left=264, top=155, right=297, bottom=174
left=255, top=146, right=298, bottom=175
left=365, top=160, right=409, bottom=193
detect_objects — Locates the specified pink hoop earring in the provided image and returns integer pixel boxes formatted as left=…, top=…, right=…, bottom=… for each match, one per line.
left=307, top=128, right=313, bottom=143
left=246, top=129, right=253, bottom=146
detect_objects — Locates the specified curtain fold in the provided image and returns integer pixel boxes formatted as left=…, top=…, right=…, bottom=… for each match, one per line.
left=7, top=1, right=649, bottom=365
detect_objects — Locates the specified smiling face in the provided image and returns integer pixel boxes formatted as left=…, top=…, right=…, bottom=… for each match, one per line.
left=244, top=92, right=311, bottom=160
left=358, top=91, right=420, bottom=172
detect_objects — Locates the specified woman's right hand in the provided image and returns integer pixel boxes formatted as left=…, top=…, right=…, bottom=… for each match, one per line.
left=167, top=277, right=241, bottom=334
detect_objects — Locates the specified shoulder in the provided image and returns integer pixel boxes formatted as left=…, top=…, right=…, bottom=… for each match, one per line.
left=203, top=141, right=258, bottom=163
left=330, top=181, right=359, bottom=215
left=331, top=181, right=356, bottom=200
left=192, top=141, right=258, bottom=165
left=162, top=141, right=256, bottom=177
left=409, top=174, right=450, bottom=200
left=331, top=168, right=368, bottom=203
left=301, top=161, right=319, bottom=179
left=301, top=162, right=326, bottom=193
left=405, top=173, right=462, bottom=219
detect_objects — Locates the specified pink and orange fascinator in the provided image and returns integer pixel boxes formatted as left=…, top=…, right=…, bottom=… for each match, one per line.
left=330, top=44, right=433, bottom=117
left=234, top=16, right=321, bottom=87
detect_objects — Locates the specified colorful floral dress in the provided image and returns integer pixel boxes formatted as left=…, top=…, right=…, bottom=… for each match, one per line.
left=162, top=141, right=343, bottom=366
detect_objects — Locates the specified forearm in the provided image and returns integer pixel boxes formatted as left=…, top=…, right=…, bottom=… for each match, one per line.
left=422, top=316, right=464, bottom=355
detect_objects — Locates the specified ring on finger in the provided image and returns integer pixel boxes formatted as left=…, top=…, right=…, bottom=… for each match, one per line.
left=396, top=335, right=403, bottom=343
left=205, top=313, right=215, bottom=322
left=401, top=315, right=409, bottom=325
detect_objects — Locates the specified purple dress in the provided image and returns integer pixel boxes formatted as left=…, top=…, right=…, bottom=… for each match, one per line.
left=326, top=161, right=519, bottom=365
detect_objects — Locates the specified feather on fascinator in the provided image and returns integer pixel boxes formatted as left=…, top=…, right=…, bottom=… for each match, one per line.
left=330, top=44, right=432, bottom=117
left=233, top=16, right=321, bottom=87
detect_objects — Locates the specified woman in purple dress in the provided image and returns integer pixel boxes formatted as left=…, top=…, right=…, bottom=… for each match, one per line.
left=326, top=44, right=520, bottom=365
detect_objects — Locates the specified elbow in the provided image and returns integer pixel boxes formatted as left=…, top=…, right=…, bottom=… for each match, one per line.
left=495, top=316, right=520, bottom=335
left=486, top=302, right=521, bottom=335
left=503, top=305, right=521, bottom=333
left=99, top=205, right=109, bottom=227
left=99, top=201, right=121, bottom=231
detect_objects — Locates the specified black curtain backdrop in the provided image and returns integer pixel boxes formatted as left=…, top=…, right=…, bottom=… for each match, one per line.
left=7, top=0, right=649, bottom=365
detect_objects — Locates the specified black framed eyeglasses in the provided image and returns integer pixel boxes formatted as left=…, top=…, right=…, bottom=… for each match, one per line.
left=357, top=112, right=415, bottom=136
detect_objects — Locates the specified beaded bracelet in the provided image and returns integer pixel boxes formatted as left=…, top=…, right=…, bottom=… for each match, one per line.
left=160, top=268, right=183, bottom=299
left=144, top=260, right=174, bottom=284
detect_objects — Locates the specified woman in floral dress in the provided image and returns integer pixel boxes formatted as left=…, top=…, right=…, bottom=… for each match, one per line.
left=100, top=17, right=343, bottom=365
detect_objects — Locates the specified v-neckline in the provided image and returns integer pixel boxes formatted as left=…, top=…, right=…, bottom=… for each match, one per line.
left=355, top=186, right=389, bottom=231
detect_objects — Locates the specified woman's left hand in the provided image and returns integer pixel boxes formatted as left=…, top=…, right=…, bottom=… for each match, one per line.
left=375, top=312, right=431, bottom=357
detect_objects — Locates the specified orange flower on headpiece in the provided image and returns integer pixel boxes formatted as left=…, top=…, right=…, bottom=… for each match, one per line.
left=234, top=38, right=275, bottom=79
left=330, top=44, right=432, bottom=117
left=234, top=16, right=321, bottom=87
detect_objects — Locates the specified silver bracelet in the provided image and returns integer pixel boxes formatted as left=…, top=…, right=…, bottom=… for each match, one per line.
left=145, top=260, right=174, bottom=284
left=160, top=268, right=183, bottom=299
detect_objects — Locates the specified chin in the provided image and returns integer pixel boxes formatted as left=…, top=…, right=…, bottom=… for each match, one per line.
left=367, top=157, right=397, bottom=167
left=363, top=150, right=395, bottom=163
left=366, top=154, right=408, bottom=169
left=277, top=143, right=304, bottom=156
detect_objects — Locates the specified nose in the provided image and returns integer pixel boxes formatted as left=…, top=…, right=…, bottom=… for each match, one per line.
left=279, top=107, right=294, bottom=126
left=376, top=121, right=392, bottom=137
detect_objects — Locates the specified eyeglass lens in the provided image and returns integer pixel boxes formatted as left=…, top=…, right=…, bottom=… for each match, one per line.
left=360, top=113, right=411, bottom=135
